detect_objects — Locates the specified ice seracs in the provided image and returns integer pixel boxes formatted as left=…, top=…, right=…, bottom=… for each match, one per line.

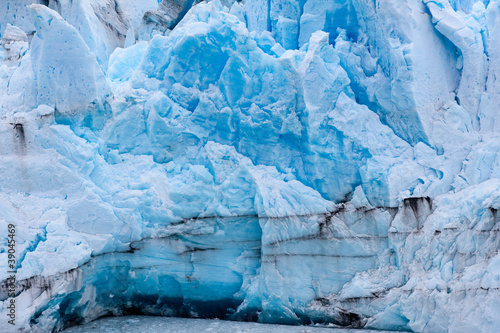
left=29, top=5, right=111, bottom=116
left=1, top=1, right=500, bottom=333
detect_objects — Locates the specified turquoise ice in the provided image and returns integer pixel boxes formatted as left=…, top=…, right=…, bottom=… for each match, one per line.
left=0, top=1, right=500, bottom=332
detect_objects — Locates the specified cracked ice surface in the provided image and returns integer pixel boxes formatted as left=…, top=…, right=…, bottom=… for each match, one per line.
left=1, top=0, right=500, bottom=332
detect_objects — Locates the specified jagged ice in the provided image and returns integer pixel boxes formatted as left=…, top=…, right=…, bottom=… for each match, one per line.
left=1, top=0, right=500, bottom=332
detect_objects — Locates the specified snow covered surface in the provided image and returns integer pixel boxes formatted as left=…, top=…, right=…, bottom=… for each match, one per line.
left=1, top=0, right=500, bottom=332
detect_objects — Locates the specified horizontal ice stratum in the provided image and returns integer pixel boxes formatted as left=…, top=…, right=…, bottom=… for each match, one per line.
left=1, top=0, right=500, bottom=332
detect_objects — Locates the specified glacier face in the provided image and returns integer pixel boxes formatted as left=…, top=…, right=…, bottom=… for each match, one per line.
left=1, top=0, right=500, bottom=332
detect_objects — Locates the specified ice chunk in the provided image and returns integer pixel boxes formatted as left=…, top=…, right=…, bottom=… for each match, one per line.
left=29, top=5, right=111, bottom=115
left=0, top=24, right=28, bottom=62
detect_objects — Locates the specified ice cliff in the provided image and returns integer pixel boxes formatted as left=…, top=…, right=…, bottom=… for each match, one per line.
left=1, top=0, right=500, bottom=332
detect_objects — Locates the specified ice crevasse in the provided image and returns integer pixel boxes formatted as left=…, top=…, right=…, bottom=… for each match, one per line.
left=1, top=0, right=500, bottom=332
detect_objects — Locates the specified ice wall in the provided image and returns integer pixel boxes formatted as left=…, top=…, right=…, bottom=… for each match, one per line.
left=1, top=0, right=500, bottom=332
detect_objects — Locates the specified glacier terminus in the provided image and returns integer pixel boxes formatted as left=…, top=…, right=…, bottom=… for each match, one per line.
left=1, top=0, right=500, bottom=332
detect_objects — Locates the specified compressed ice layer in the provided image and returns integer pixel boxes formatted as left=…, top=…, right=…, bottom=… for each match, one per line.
left=1, top=1, right=500, bottom=333
left=5, top=187, right=500, bottom=332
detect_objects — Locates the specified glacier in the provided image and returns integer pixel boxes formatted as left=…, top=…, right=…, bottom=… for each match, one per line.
left=1, top=0, right=500, bottom=332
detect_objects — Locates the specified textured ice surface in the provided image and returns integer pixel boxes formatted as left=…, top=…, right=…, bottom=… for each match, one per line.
left=61, top=316, right=399, bottom=333
left=1, top=0, right=500, bottom=332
